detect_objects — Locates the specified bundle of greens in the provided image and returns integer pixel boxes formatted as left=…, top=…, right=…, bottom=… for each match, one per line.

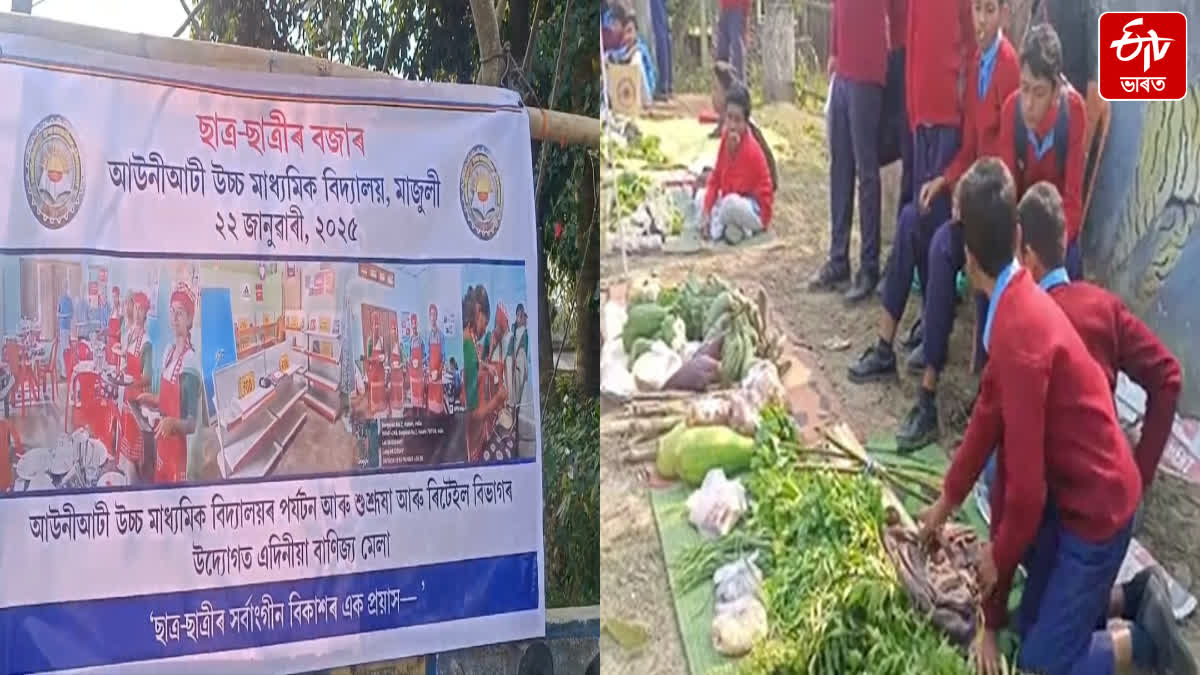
left=678, top=407, right=972, bottom=675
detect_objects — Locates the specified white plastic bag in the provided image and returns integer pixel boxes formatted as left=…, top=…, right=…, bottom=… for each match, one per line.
left=632, top=341, right=683, bottom=391
left=713, top=553, right=763, bottom=605
left=601, top=339, right=636, bottom=399
left=601, top=301, right=627, bottom=343
left=685, top=468, right=748, bottom=539
left=711, top=595, right=768, bottom=657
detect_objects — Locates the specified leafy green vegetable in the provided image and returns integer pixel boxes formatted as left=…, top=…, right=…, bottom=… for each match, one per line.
left=682, top=406, right=973, bottom=675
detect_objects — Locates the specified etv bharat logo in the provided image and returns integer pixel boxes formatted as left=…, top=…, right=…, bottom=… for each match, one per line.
left=1099, top=12, right=1188, bottom=101
left=460, top=145, right=503, bottom=241
left=23, top=115, right=86, bottom=230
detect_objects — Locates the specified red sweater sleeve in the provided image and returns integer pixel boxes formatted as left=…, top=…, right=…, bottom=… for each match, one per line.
left=1062, top=92, right=1088, bottom=242
left=985, top=354, right=1052, bottom=629
left=996, top=92, right=1020, bottom=182
left=1115, top=300, right=1182, bottom=488
left=942, top=370, right=1003, bottom=507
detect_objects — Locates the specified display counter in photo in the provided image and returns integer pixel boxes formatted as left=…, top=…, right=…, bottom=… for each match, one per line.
left=460, top=263, right=534, bottom=464
left=347, top=265, right=466, bottom=469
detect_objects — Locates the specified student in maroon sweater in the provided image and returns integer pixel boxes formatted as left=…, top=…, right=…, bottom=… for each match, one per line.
left=997, top=23, right=1086, bottom=279
left=847, top=0, right=1015, bottom=450
left=818, top=0, right=891, bottom=302
left=702, top=86, right=774, bottom=245
left=920, top=158, right=1190, bottom=675
left=812, top=0, right=973, bottom=296
left=1017, top=182, right=1182, bottom=490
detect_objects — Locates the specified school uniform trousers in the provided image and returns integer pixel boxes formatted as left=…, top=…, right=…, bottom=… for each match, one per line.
left=649, top=0, right=672, bottom=96
left=828, top=75, right=884, bottom=277
left=880, top=126, right=959, bottom=324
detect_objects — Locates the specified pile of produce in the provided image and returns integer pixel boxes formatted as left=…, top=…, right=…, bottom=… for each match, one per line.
left=675, top=407, right=976, bottom=675
left=619, top=274, right=785, bottom=390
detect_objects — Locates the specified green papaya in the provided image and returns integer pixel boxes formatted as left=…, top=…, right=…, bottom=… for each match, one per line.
left=655, top=421, right=688, bottom=478
left=676, top=426, right=756, bottom=485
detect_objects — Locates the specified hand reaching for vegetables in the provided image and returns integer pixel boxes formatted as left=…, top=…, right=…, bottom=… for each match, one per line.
left=970, top=629, right=1002, bottom=675
left=917, top=496, right=953, bottom=548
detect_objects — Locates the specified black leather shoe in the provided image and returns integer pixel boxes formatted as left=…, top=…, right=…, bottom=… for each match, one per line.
left=1138, top=567, right=1198, bottom=675
left=808, top=261, right=851, bottom=292
left=905, top=343, right=927, bottom=375
left=896, top=400, right=938, bottom=452
left=848, top=343, right=897, bottom=384
left=844, top=268, right=880, bottom=304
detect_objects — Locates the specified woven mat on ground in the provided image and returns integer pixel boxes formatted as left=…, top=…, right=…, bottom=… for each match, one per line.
left=649, top=482, right=732, bottom=675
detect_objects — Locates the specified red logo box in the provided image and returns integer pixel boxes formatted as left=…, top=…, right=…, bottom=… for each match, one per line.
left=1099, top=12, right=1188, bottom=101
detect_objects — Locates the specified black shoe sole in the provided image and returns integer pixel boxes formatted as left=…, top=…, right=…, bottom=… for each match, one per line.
left=1140, top=568, right=1198, bottom=675
left=896, top=427, right=939, bottom=453
left=843, top=285, right=877, bottom=305
left=847, top=367, right=898, bottom=385
left=809, top=280, right=850, bottom=293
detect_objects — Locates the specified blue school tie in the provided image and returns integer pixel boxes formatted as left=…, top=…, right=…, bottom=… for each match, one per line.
left=1028, top=127, right=1055, bottom=161
left=978, top=35, right=1001, bottom=100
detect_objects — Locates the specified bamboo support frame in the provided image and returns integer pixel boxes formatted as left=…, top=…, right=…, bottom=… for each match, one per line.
left=0, top=12, right=601, bottom=147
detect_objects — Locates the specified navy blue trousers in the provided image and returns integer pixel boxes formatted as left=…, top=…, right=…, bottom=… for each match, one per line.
left=650, top=0, right=672, bottom=95
left=1066, top=237, right=1083, bottom=281
left=828, top=76, right=885, bottom=276
left=923, top=220, right=990, bottom=373
left=981, top=461, right=1130, bottom=675
left=881, top=125, right=960, bottom=323
left=716, top=7, right=746, bottom=82
left=885, top=48, right=912, bottom=214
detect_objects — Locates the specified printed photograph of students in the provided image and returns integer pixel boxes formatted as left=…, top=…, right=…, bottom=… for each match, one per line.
left=344, top=264, right=466, bottom=468
left=2, top=255, right=212, bottom=491
left=460, top=263, right=534, bottom=464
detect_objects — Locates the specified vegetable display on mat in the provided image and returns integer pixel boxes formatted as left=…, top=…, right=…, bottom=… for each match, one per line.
left=626, top=274, right=785, bottom=384
left=676, top=407, right=973, bottom=675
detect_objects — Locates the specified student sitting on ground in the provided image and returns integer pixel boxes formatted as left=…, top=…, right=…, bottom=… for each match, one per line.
left=919, top=157, right=1189, bottom=675
left=997, top=22, right=1086, bottom=280
left=701, top=85, right=774, bottom=245
left=846, top=0, right=1018, bottom=449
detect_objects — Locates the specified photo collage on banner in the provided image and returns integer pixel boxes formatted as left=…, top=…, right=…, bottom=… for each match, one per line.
left=0, top=29, right=545, bottom=675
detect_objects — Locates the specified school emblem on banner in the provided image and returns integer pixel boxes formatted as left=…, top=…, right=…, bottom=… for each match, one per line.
left=460, top=144, right=503, bottom=241
left=23, top=114, right=85, bottom=230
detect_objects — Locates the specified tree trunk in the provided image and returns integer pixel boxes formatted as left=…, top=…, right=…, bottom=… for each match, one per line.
left=469, top=0, right=504, bottom=86
left=575, top=151, right=600, bottom=395
left=762, top=0, right=796, bottom=103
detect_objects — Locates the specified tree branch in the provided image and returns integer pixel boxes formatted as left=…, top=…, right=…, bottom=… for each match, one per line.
left=469, top=0, right=505, bottom=86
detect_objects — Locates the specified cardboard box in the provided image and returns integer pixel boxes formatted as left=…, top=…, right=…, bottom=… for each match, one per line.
left=606, top=62, right=643, bottom=117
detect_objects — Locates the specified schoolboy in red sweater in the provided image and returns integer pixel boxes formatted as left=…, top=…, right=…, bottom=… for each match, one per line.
left=997, top=22, right=1086, bottom=279
left=702, top=85, right=774, bottom=245
left=811, top=0, right=974, bottom=293
left=848, top=0, right=1016, bottom=450
left=820, top=0, right=891, bottom=302
left=920, top=158, right=1189, bottom=675
left=1018, top=182, right=1182, bottom=491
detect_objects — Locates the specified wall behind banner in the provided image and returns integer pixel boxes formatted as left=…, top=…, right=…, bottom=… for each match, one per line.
left=1078, top=0, right=1200, bottom=416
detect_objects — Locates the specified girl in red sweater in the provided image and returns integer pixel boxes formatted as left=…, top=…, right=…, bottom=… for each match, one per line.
left=701, top=85, right=774, bottom=245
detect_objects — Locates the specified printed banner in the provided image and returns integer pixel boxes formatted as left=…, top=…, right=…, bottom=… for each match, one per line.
left=0, top=33, right=544, bottom=674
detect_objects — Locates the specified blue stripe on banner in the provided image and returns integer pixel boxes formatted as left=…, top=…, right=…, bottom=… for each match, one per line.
left=0, top=552, right=538, bottom=673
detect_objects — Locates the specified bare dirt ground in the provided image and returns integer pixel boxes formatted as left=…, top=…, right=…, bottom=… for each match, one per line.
left=600, top=98, right=1200, bottom=674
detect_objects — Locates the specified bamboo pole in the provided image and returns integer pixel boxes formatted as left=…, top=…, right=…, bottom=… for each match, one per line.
left=0, top=12, right=601, bottom=147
